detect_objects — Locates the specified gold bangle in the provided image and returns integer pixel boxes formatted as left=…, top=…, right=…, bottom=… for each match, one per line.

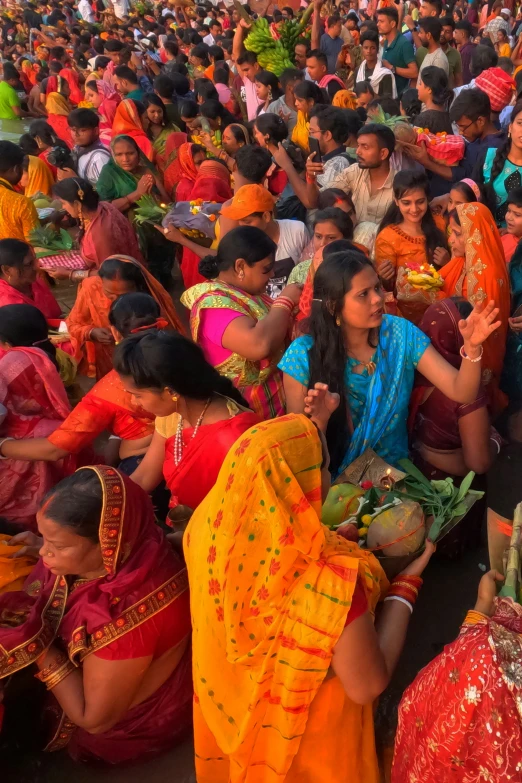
left=43, top=660, right=76, bottom=691
left=35, top=652, right=68, bottom=682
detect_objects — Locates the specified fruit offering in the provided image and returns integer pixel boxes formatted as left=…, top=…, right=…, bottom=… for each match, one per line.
left=406, top=263, right=444, bottom=291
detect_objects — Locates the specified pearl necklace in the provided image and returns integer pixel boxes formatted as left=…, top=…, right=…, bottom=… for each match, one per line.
left=173, top=398, right=212, bottom=466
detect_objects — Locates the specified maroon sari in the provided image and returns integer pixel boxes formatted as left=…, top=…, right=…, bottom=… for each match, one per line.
left=0, top=466, right=192, bottom=763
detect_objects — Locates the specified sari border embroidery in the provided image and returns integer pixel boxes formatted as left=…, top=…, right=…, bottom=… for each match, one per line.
left=68, top=568, right=189, bottom=662
left=76, top=465, right=126, bottom=573
left=44, top=710, right=77, bottom=752
left=0, top=576, right=68, bottom=679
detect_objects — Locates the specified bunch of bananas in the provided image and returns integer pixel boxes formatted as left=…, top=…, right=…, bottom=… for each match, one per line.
left=406, top=264, right=444, bottom=291
left=244, top=17, right=293, bottom=76
left=278, top=4, right=314, bottom=55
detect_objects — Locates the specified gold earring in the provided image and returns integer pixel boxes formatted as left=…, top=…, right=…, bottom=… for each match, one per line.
left=171, top=394, right=179, bottom=402
left=336, top=315, right=341, bottom=326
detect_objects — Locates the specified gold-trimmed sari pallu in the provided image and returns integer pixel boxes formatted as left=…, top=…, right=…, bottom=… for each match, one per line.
left=185, top=414, right=388, bottom=782
left=0, top=465, right=191, bottom=763
left=181, top=281, right=286, bottom=419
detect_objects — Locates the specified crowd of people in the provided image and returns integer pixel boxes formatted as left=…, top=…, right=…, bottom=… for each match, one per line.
left=0, top=0, right=521, bottom=779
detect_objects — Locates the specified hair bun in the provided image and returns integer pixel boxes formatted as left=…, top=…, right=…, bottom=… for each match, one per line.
left=198, top=254, right=220, bottom=279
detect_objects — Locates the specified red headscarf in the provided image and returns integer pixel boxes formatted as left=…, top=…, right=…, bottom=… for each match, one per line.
left=0, top=466, right=187, bottom=680
left=475, top=67, right=515, bottom=112
left=111, top=99, right=154, bottom=160
left=189, top=159, right=232, bottom=202
left=164, top=139, right=198, bottom=200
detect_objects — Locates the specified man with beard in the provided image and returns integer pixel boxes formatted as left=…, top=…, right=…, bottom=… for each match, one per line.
left=328, top=124, right=396, bottom=224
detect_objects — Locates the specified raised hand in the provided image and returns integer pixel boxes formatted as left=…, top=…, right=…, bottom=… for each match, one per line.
left=459, top=300, right=501, bottom=352
left=474, top=569, right=504, bottom=617
left=304, top=382, right=340, bottom=433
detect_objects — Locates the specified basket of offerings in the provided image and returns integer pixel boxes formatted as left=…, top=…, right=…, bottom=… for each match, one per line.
left=162, top=200, right=222, bottom=246
left=30, top=225, right=86, bottom=271
left=322, top=452, right=484, bottom=578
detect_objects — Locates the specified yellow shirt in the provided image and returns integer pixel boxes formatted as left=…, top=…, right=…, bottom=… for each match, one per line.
left=499, top=42, right=511, bottom=57
left=0, top=177, right=39, bottom=242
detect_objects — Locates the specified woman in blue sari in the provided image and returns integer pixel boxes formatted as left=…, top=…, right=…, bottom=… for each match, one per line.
left=280, top=250, right=502, bottom=479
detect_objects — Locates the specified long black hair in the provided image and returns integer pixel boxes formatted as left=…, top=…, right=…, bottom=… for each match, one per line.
left=41, top=470, right=102, bottom=542
left=307, top=251, right=374, bottom=475
left=198, top=226, right=276, bottom=279
left=254, top=113, right=288, bottom=145
left=487, top=100, right=522, bottom=222
left=419, top=65, right=453, bottom=107
left=400, top=88, right=422, bottom=123
left=378, top=170, right=448, bottom=263
left=109, top=293, right=160, bottom=337
left=0, top=303, right=58, bottom=369
left=52, top=177, right=99, bottom=211
left=313, top=207, right=353, bottom=239
left=113, top=330, right=248, bottom=408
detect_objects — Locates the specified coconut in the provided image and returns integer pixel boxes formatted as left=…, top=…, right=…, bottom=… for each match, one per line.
left=322, top=483, right=364, bottom=528
left=394, top=122, right=417, bottom=146
left=34, top=198, right=52, bottom=210
left=366, top=500, right=425, bottom=556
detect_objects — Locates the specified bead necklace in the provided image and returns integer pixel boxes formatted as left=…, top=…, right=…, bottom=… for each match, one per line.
left=173, top=398, right=212, bottom=466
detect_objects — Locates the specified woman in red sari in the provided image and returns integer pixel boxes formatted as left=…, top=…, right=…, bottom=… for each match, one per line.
left=392, top=569, right=522, bottom=783
left=0, top=239, right=61, bottom=320
left=0, top=465, right=191, bottom=763
left=46, top=179, right=143, bottom=276
left=0, top=305, right=75, bottom=531
left=66, top=255, right=185, bottom=380
left=111, top=98, right=154, bottom=161
left=180, top=158, right=233, bottom=289
left=114, top=329, right=259, bottom=518
left=0, top=294, right=167, bottom=471
left=163, top=140, right=206, bottom=201
left=45, top=92, right=74, bottom=149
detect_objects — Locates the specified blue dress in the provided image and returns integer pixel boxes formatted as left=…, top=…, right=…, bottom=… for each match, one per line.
left=278, top=315, right=430, bottom=477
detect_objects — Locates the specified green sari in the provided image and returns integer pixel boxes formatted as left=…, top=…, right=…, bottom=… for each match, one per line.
left=96, top=135, right=174, bottom=288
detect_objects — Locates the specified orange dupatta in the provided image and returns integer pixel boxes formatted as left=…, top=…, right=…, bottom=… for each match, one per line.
left=111, top=99, right=154, bottom=161
left=185, top=414, right=387, bottom=783
left=66, top=255, right=185, bottom=379
left=440, top=202, right=510, bottom=413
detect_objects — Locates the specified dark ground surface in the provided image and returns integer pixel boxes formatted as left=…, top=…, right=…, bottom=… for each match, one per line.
left=3, top=281, right=522, bottom=783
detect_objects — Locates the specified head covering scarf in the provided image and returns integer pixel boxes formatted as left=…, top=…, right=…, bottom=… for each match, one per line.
left=440, top=202, right=510, bottom=413
left=0, top=466, right=188, bottom=747
left=164, top=140, right=199, bottom=200
left=21, top=59, right=38, bottom=86
left=189, top=159, right=232, bottom=202
left=111, top=99, right=153, bottom=160
left=45, top=91, right=70, bottom=116
left=92, top=78, right=121, bottom=127
left=332, top=89, right=357, bottom=109
left=185, top=414, right=387, bottom=781
left=24, top=155, right=55, bottom=198
left=58, top=67, right=83, bottom=106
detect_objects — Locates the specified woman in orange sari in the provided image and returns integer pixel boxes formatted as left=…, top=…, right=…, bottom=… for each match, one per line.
left=0, top=294, right=166, bottom=471
left=185, top=413, right=434, bottom=783
left=442, top=202, right=511, bottom=413
left=66, top=255, right=185, bottom=380
left=111, top=98, right=154, bottom=160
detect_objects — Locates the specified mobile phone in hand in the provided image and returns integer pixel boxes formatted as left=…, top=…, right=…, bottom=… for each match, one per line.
left=308, top=136, right=322, bottom=164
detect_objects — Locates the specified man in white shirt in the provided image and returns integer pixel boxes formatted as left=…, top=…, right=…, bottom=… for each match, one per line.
left=417, top=16, right=449, bottom=86
left=68, top=109, right=111, bottom=186
left=111, top=0, right=129, bottom=21
left=203, top=20, right=222, bottom=46
left=78, top=0, right=95, bottom=23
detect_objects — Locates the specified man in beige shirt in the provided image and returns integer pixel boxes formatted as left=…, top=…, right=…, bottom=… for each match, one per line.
left=329, top=124, right=397, bottom=224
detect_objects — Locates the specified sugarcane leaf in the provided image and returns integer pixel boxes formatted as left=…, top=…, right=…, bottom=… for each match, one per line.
left=454, top=471, right=475, bottom=503
left=398, top=458, right=433, bottom=490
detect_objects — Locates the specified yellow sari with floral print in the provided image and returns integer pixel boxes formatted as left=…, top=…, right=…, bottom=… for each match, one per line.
left=185, top=414, right=388, bottom=782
